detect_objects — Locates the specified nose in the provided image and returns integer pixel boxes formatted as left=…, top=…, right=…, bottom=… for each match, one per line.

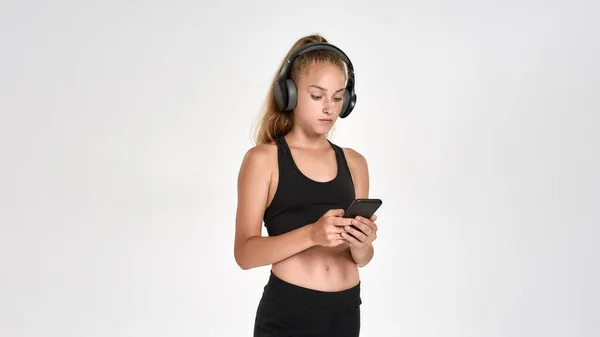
left=322, top=97, right=334, bottom=113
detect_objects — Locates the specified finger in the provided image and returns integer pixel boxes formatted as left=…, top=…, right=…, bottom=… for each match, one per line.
left=356, top=216, right=378, bottom=231
left=340, top=232, right=362, bottom=247
left=327, top=209, right=345, bottom=217
left=333, top=217, right=352, bottom=227
left=335, top=235, right=348, bottom=243
left=330, top=226, right=345, bottom=234
left=345, top=224, right=367, bottom=242
left=328, top=231, right=344, bottom=243
left=350, top=219, right=371, bottom=236
left=370, top=214, right=377, bottom=222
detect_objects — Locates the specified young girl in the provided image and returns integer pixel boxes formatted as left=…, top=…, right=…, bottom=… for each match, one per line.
left=234, top=33, right=378, bottom=337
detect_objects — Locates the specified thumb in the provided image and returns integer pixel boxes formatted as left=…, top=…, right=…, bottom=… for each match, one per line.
left=327, top=209, right=345, bottom=217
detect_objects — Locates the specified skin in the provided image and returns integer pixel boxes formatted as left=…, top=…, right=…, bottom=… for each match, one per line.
left=234, top=61, right=378, bottom=292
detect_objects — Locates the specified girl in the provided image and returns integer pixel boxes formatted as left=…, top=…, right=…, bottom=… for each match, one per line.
left=234, top=33, right=378, bottom=337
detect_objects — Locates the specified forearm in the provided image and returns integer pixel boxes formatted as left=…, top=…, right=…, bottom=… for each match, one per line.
left=350, top=243, right=374, bottom=267
left=236, top=224, right=315, bottom=270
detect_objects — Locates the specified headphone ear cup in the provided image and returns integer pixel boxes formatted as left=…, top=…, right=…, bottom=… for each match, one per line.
left=285, top=79, right=297, bottom=111
left=273, top=80, right=286, bottom=112
left=340, top=90, right=350, bottom=118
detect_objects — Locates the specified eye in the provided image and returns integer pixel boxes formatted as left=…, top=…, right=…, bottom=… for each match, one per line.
left=333, top=97, right=343, bottom=102
left=311, top=95, right=322, bottom=100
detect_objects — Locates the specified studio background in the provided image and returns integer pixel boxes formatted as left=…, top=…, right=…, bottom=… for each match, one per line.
left=1, top=1, right=598, bottom=336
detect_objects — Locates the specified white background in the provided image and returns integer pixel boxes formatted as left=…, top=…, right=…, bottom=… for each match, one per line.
left=1, top=0, right=598, bottom=336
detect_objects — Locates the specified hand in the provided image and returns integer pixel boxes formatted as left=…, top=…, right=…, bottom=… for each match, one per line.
left=341, top=214, right=378, bottom=249
left=310, top=209, right=354, bottom=247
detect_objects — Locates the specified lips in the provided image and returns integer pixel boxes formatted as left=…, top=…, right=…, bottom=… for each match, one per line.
left=319, top=119, right=332, bottom=122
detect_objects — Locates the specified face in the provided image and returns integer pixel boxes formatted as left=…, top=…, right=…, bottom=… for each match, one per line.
left=293, top=62, right=346, bottom=135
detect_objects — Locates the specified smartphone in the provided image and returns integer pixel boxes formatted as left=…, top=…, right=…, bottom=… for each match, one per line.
left=343, top=198, right=382, bottom=219
left=342, top=198, right=382, bottom=237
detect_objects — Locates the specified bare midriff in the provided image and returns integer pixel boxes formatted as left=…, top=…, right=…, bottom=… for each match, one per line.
left=271, top=243, right=360, bottom=292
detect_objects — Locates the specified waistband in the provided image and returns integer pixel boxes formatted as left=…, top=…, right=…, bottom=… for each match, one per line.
left=263, top=270, right=362, bottom=310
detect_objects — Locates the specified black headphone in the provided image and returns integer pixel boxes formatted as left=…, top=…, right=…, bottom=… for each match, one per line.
left=273, top=42, right=357, bottom=119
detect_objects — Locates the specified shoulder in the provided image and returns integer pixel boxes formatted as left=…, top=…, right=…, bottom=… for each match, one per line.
left=243, top=141, right=277, bottom=162
left=341, top=146, right=370, bottom=197
left=341, top=147, right=368, bottom=170
left=238, top=142, right=278, bottom=178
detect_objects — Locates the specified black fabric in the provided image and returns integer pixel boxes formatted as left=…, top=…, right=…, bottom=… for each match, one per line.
left=254, top=271, right=361, bottom=337
left=263, top=136, right=356, bottom=236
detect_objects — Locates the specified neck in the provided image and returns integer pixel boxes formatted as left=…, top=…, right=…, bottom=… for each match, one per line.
left=285, top=129, right=330, bottom=150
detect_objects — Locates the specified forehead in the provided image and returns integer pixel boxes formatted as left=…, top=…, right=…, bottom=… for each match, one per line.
left=298, top=61, right=346, bottom=86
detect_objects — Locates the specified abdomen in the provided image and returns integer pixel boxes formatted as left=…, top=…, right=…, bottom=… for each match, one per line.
left=271, top=245, right=360, bottom=292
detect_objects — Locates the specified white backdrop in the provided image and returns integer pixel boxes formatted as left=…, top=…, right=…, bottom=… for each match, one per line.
left=1, top=1, right=598, bottom=336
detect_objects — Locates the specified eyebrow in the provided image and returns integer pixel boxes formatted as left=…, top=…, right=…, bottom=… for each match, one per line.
left=309, top=85, right=345, bottom=93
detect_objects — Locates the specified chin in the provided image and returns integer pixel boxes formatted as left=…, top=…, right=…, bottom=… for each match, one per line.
left=314, top=125, right=333, bottom=134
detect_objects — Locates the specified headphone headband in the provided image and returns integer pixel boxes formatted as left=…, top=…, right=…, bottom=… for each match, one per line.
left=273, top=42, right=357, bottom=118
left=281, top=42, right=354, bottom=78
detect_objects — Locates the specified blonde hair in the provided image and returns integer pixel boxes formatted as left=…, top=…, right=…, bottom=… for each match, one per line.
left=252, top=33, right=350, bottom=145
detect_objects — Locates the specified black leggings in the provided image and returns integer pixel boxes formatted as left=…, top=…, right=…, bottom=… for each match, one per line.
left=254, top=271, right=362, bottom=337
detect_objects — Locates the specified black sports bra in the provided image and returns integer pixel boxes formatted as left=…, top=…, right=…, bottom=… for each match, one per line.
left=263, top=136, right=356, bottom=236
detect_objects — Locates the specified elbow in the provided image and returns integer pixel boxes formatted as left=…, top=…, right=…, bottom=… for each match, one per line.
left=235, top=251, right=262, bottom=270
left=234, top=236, right=265, bottom=270
left=234, top=251, right=247, bottom=270
left=236, top=258, right=256, bottom=270
left=234, top=245, right=253, bottom=270
left=235, top=257, right=251, bottom=270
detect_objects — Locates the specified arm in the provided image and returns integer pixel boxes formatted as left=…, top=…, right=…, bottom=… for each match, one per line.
left=343, top=148, right=376, bottom=267
left=233, top=145, right=316, bottom=270
left=237, top=227, right=315, bottom=270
